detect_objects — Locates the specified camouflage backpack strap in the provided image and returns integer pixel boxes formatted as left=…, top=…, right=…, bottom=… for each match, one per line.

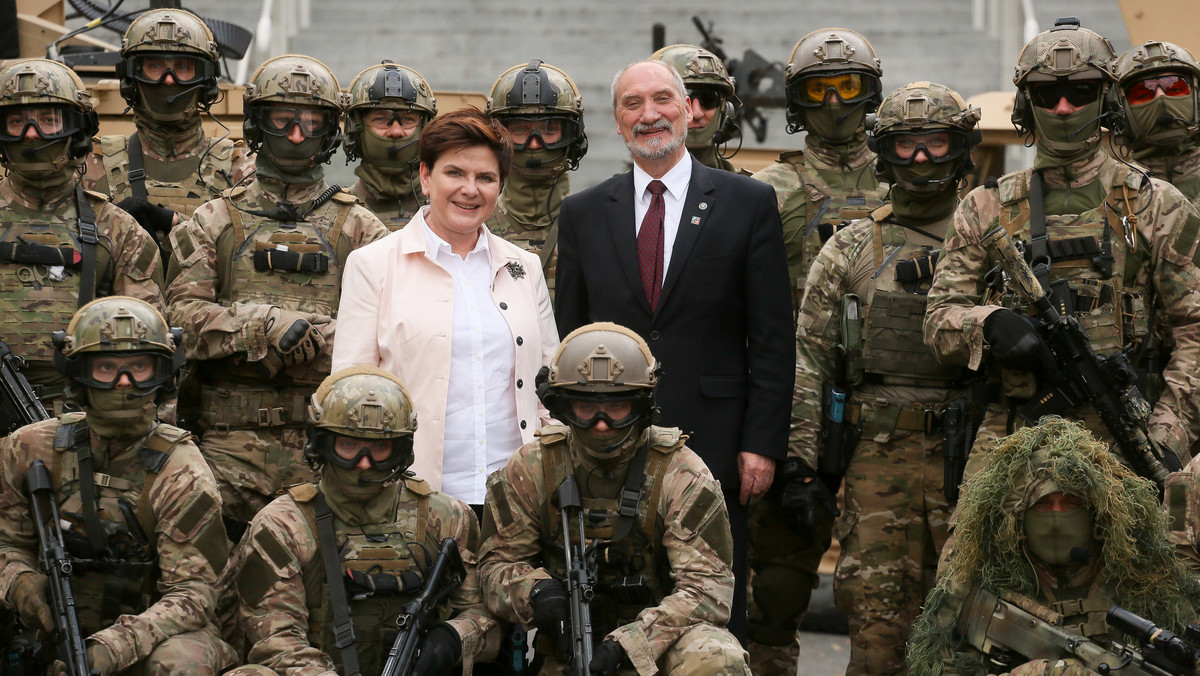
left=403, top=475, right=432, bottom=545
left=56, top=417, right=108, bottom=555
left=311, top=488, right=362, bottom=676
left=74, top=184, right=101, bottom=308
left=125, top=132, right=149, bottom=200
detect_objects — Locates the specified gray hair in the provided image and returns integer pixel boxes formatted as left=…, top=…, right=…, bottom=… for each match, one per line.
left=610, top=60, right=687, bottom=109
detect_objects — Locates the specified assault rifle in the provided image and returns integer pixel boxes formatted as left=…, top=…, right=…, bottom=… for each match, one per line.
left=554, top=474, right=595, bottom=676
left=380, top=537, right=467, bottom=676
left=979, top=226, right=1180, bottom=488
left=691, top=15, right=787, bottom=143
left=0, top=340, right=50, bottom=435
left=25, top=459, right=93, bottom=676
left=959, top=586, right=1200, bottom=675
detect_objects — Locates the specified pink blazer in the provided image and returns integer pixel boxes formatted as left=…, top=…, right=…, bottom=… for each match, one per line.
left=332, top=208, right=558, bottom=491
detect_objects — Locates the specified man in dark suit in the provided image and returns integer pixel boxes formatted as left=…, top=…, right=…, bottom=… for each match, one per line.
left=554, top=60, right=794, bottom=643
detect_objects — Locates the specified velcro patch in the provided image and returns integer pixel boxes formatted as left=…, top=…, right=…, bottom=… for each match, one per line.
left=169, top=490, right=216, bottom=542
left=253, top=525, right=299, bottom=579
left=680, top=485, right=719, bottom=535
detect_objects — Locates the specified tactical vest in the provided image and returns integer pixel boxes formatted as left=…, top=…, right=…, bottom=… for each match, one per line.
left=0, top=189, right=119, bottom=366
left=983, top=169, right=1151, bottom=399
left=857, top=207, right=963, bottom=387
left=48, top=414, right=190, bottom=636
left=779, top=150, right=887, bottom=303
left=535, top=426, right=680, bottom=636
left=287, top=478, right=437, bottom=676
left=98, top=133, right=237, bottom=219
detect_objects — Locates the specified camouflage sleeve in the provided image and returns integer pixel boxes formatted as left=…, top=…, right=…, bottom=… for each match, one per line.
left=429, top=494, right=501, bottom=668
left=100, top=202, right=166, bottom=311
left=791, top=226, right=867, bottom=469
left=752, top=162, right=808, bottom=300
left=81, top=149, right=108, bottom=194
left=1142, top=184, right=1200, bottom=457
left=236, top=496, right=337, bottom=676
left=165, top=199, right=275, bottom=362
left=0, top=421, right=59, bottom=601
left=924, top=187, right=1006, bottom=370
left=476, top=441, right=554, bottom=625
left=88, top=440, right=230, bottom=670
left=609, top=449, right=735, bottom=675
left=228, top=146, right=256, bottom=188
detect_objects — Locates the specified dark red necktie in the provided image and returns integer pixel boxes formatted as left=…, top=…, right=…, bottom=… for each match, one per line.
left=637, top=180, right=667, bottom=310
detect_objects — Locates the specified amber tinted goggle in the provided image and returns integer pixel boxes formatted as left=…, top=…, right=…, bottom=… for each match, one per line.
left=1027, top=82, right=1102, bottom=109
left=1123, top=74, right=1193, bottom=106
left=790, top=72, right=877, bottom=106
left=0, top=105, right=85, bottom=141
left=258, top=106, right=338, bottom=137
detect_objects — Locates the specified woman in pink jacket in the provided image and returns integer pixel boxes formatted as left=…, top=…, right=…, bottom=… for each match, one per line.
left=333, top=108, right=558, bottom=507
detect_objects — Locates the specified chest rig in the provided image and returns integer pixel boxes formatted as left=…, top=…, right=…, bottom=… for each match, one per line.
left=48, top=414, right=187, bottom=635
left=289, top=478, right=435, bottom=676
left=536, top=426, right=680, bottom=635
left=983, top=169, right=1151, bottom=399
left=0, top=185, right=116, bottom=364
left=780, top=150, right=887, bottom=302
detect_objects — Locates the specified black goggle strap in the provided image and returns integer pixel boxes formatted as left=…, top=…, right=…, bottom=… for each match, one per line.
left=368, top=65, right=417, bottom=105
left=0, top=107, right=83, bottom=142
left=508, top=59, right=557, bottom=108
left=77, top=352, right=171, bottom=389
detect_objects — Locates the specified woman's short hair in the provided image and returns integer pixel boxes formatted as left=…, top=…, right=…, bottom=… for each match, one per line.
left=418, top=107, right=513, bottom=182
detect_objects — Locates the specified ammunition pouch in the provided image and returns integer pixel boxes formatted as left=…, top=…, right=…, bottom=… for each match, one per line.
left=596, top=576, right=656, bottom=608
left=197, top=385, right=310, bottom=430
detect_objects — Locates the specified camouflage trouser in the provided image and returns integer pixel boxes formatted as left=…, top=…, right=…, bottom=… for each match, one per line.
left=538, top=624, right=751, bottom=676
left=745, top=484, right=832, bottom=676
left=198, top=427, right=318, bottom=528
left=222, top=666, right=277, bottom=676
left=833, top=430, right=951, bottom=676
left=131, top=622, right=238, bottom=675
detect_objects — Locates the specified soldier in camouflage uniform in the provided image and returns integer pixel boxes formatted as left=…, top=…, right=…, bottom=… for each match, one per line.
left=165, top=54, right=389, bottom=537
left=744, top=28, right=888, bottom=674
left=792, top=82, right=982, bottom=675
left=343, top=61, right=436, bottom=231
left=0, top=297, right=235, bottom=675
left=484, top=60, right=587, bottom=298
left=82, top=9, right=254, bottom=264
left=232, top=366, right=498, bottom=675
left=907, top=416, right=1200, bottom=676
left=1112, top=40, right=1200, bottom=204
left=478, top=323, right=749, bottom=676
left=0, top=58, right=165, bottom=416
left=923, top=18, right=1200, bottom=481
left=650, top=44, right=738, bottom=172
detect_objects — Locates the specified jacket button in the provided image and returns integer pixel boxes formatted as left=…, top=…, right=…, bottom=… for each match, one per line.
left=520, top=420, right=527, bottom=429
left=516, top=336, right=524, bottom=346
left=516, top=379, right=523, bottom=388
left=649, top=331, right=660, bottom=341
left=500, top=302, right=508, bottom=310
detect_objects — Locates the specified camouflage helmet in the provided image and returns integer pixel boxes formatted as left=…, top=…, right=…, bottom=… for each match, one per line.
left=344, top=61, right=436, bottom=162
left=305, top=366, right=417, bottom=475
left=868, top=81, right=983, bottom=190
left=486, top=60, right=587, bottom=170
left=784, top=28, right=883, bottom=130
left=1011, top=18, right=1118, bottom=136
left=0, top=59, right=99, bottom=167
left=243, top=54, right=346, bottom=157
left=650, top=44, right=735, bottom=100
left=51, top=296, right=182, bottom=392
left=118, top=9, right=221, bottom=111
left=1112, top=41, right=1200, bottom=146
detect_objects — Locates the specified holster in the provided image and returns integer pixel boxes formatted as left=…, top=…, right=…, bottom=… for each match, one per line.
left=818, top=383, right=861, bottom=487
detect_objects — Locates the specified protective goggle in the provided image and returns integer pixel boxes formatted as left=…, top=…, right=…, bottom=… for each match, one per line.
left=874, top=130, right=971, bottom=165
left=556, top=392, right=646, bottom=430
left=789, top=72, right=880, bottom=107
left=499, top=115, right=579, bottom=151
left=1123, top=74, right=1193, bottom=106
left=321, top=432, right=414, bottom=472
left=0, top=105, right=87, bottom=142
left=258, top=106, right=339, bottom=138
left=1027, top=81, right=1102, bottom=109
left=686, top=86, right=725, bottom=111
left=73, top=351, right=175, bottom=390
left=361, top=108, right=424, bottom=135
left=126, top=53, right=214, bottom=86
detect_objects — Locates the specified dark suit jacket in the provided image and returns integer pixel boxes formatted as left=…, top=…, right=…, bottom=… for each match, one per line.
left=555, top=158, right=794, bottom=487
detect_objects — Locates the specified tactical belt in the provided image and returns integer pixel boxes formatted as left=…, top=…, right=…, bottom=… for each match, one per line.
left=252, top=248, right=330, bottom=273
left=312, top=490, right=361, bottom=676
left=197, top=386, right=309, bottom=430
left=844, top=400, right=974, bottom=434
left=0, top=242, right=82, bottom=267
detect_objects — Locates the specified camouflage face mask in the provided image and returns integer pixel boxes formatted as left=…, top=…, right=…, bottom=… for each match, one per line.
left=359, top=124, right=420, bottom=170
left=85, top=388, right=157, bottom=439
left=686, top=109, right=723, bottom=147
left=1032, top=98, right=1105, bottom=168
left=805, top=101, right=867, bottom=145
left=137, top=82, right=200, bottom=124
left=1127, top=94, right=1197, bottom=147
left=1024, top=506, right=1097, bottom=566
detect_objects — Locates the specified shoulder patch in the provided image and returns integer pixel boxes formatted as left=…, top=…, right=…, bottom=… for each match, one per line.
left=404, top=475, right=432, bottom=496
left=331, top=190, right=357, bottom=205
left=996, top=171, right=1029, bottom=206
left=286, top=483, right=319, bottom=503
left=536, top=424, right=570, bottom=445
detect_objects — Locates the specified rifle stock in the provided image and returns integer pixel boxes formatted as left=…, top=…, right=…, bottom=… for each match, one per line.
left=0, top=340, right=50, bottom=435
left=380, top=537, right=467, bottom=676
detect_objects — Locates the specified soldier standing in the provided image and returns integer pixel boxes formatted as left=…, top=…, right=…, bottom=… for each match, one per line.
left=0, top=297, right=235, bottom=675
left=232, top=366, right=497, bottom=675
left=650, top=44, right=739, bottom=172
left=343, top=61, right=437, bottom=231
left=166, top=54, right=389, bottom=537
left=1112, top=40, right=1200, bottom=204
left=924, top=18, right=1200, bottom=478
left=83, top=9, right=253, bottom=263
left=484, top=60, right=587, bottom=298
left=477, top=323, right=750, bottom=676
left=793, top=82, right=982, bottom=675
left=0, top=59, right=164, bottom=416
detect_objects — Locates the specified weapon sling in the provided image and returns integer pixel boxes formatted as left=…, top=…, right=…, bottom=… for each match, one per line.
left=313, top=490, right=361, bottom=676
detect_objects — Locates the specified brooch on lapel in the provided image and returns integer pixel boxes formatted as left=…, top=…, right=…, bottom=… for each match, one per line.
left=505, top=261, right=526, bottom=280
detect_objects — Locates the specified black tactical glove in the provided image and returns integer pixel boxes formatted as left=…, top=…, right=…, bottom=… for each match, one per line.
left=983, top=309, right=1059, bottom=377
left=589, top=639, right=628, bottom=676
left=779, top=459, right=839, bottom=537
left=529, top=578, right=569, bottom=643
left=116, top=196, right=176, bottom=233
left=413, top=623, right=462, bottom=676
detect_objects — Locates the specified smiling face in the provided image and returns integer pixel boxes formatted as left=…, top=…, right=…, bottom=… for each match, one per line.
left=419, top=144, right=502, bottom=250
left=614, top=61, right=692, bottom=174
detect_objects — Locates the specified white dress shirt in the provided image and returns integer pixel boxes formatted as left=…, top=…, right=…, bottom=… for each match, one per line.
left=632, top=151, right=692, bottom=276
left=422, top=221, right=522, bottom=504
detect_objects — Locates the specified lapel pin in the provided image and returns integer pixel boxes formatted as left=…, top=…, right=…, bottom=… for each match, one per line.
left=691, top=216, right=701, bottom=225
left=698, top=202, right=708, bottom=210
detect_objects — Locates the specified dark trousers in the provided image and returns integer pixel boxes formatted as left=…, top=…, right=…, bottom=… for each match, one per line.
left=724, top=489, right=749, bottom=645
